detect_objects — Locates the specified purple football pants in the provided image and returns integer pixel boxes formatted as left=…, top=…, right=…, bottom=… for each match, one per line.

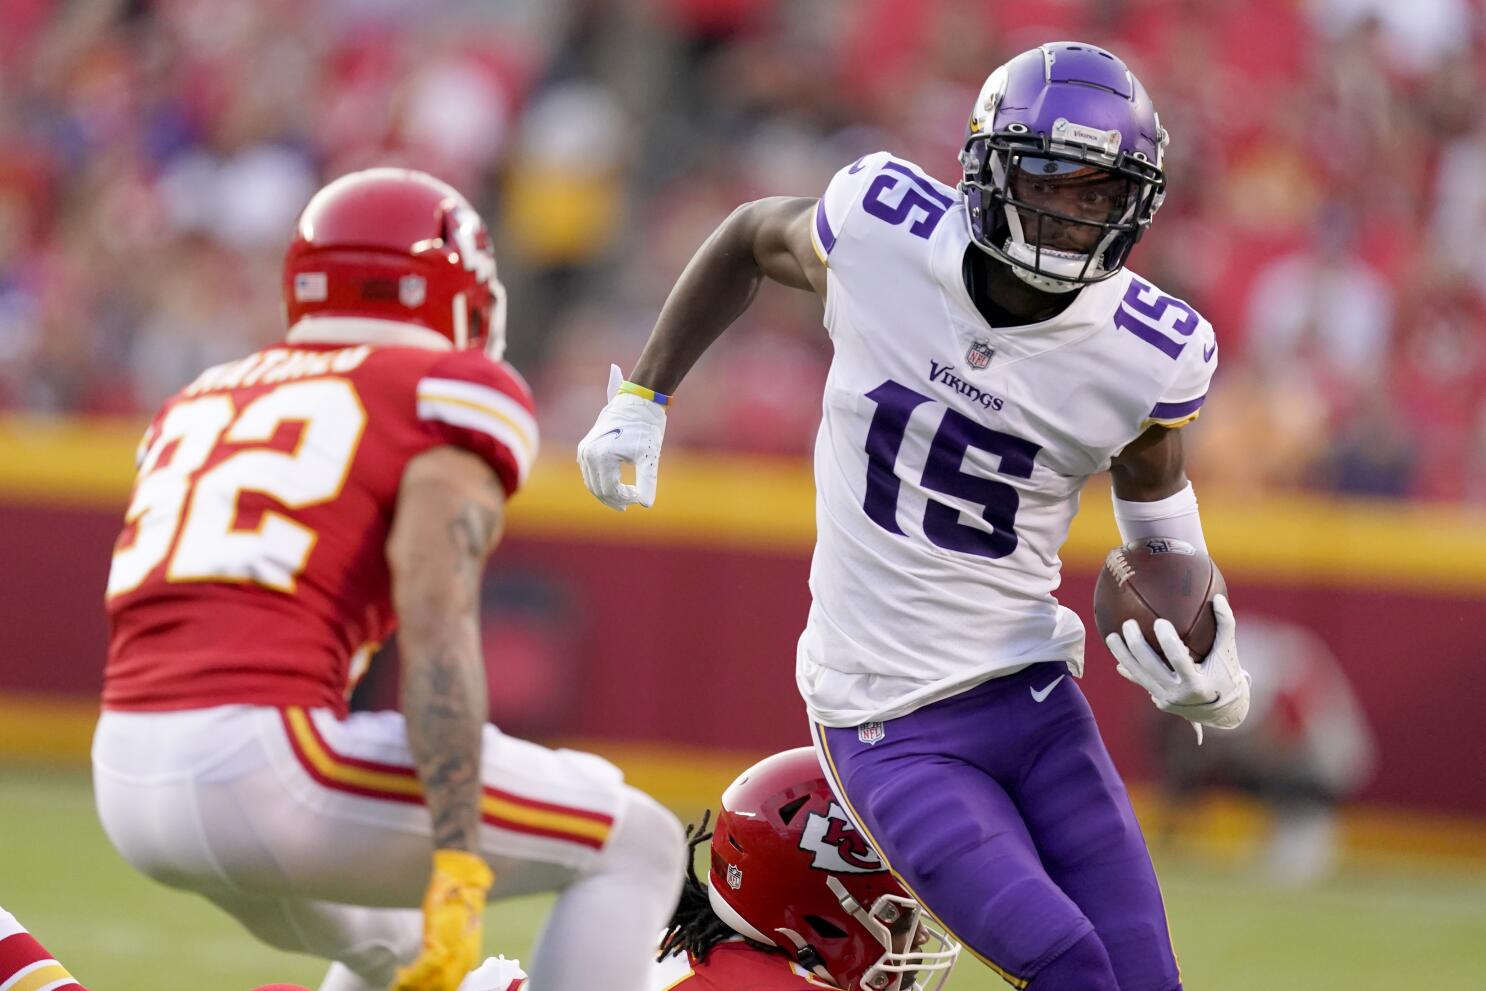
left=813, top=664, right=1181, bottom=991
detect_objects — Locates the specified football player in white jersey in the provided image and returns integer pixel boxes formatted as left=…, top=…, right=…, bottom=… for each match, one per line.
left=579, top=42, right=1250, bottom=991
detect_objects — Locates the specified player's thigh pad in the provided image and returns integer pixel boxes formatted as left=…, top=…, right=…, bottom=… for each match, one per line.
left=813, top=720, right=1095, bottom=984
left=93, top=706, right=628, bottom=906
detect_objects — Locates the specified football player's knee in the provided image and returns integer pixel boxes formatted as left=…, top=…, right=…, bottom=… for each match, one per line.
left=1026, top=931, right=1118, bottom=991
left=600, top=786, right=687, bottom=883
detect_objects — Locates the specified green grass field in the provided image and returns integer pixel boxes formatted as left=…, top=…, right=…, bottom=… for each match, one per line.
left=4, top=764, right=1484, bottom=990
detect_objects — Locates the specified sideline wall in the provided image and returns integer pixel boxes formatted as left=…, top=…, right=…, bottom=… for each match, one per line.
left=2, top=418, right=1483, bottom=815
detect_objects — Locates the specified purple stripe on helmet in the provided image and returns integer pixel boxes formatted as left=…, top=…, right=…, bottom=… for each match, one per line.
left=882, top=160, right=954, bottom=209
left=814, top=199, right=837, bottom=255
left=1149, top=394, right=1205, bottom=420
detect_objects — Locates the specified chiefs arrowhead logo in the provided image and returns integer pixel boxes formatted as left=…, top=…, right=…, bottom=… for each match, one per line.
left=798, top=802, right=884, bottom=874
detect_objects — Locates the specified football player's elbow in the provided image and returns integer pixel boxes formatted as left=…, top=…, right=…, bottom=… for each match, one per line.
left=390, top=553, right=483, bottom=640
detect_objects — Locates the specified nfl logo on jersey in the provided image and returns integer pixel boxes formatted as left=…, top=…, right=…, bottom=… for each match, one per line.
left=857, top=722, right=885, bottom=745
left=726, top=864, right=743, bottom=889
left=966, top=340, right=994, bottom=369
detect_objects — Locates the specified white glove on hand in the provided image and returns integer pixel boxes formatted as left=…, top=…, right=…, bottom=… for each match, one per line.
left=457, top=955, right=527, bottom=991
left=576, top=364, right=667, bottom=511
left=1105, top=594, right=1251, bottom=744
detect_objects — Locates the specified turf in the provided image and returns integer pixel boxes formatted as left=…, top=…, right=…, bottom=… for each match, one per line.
left=3, top=765, right=1483, bottom=990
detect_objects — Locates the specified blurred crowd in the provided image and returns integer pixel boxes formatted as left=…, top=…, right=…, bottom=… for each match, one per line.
left=3, top=0, right=1485, bottom=501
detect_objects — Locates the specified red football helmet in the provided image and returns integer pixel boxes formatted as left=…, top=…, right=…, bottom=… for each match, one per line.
left=708, top=748, right=959, bottom=991
left=282, top=168, right=507, bottom=358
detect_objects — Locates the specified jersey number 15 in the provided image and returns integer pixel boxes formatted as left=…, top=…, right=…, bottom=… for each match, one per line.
left=107, top=379, right=366, bottom=598
left=862, top=380, right=1041, bottom=559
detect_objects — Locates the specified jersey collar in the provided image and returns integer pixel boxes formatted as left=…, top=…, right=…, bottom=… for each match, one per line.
left=930, top=204, right=1125, bottom=360
left=286, top=317, right=453, bottom=351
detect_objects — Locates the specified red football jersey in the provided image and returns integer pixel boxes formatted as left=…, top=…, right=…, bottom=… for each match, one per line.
left=652, top=940, right=838, bottom=991
left=103, top=339, right=537, bottom=715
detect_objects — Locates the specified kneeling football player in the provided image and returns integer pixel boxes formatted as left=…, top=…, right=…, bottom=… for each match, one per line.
left=653, top=748, right=960, bottom=991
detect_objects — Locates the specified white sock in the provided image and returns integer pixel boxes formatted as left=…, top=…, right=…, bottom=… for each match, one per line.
left=319, top=961, right=380, bottom=991
left=528, top=788, right=686, bottom=991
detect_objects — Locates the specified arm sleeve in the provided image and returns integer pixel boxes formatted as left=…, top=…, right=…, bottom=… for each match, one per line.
left=415, top=351, right=540, bottom=496
left=1146, top=318, right=1218, bottom=429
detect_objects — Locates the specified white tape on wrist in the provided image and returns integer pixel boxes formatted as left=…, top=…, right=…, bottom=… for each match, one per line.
left=1112, top=481, right=1208, bottom=554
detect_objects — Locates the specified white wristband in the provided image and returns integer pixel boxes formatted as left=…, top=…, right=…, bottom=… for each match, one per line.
left=1112, top=481, right=1208, bottom=554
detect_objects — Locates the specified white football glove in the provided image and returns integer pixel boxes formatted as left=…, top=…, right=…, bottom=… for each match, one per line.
left=576, top=364, right=667, bottom=512
left=1105, top=594, right=1251, bottom=744
left=457, top=955, right=527, bottom=991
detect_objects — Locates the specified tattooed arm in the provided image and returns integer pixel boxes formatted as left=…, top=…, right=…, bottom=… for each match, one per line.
left=387, top=445, right=506, bottom=853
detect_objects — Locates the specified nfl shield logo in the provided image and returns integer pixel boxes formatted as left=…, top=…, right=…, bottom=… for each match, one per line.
left=726, top=864, right=743, bottom=889
left=857, top=722, right=885, bottom=746
left=399, top=274, right=427, bottom=308
left=966, top=340, right=994, bottom=369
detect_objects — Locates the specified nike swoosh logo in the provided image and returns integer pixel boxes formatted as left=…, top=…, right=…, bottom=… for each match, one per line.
left=847, top=157, right=868, bottom=174
left=1030, top=675, right=1065, bottom=703
left=1203, top=342, right=1217, bottom=362
left=598, top=428, right=622, bottom=440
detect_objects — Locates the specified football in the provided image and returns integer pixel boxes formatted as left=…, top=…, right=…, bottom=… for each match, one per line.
left=1093, top=537, right=1226, bottom=664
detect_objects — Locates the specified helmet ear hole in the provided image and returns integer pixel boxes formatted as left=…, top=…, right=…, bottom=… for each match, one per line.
left=804, top=915, right=849, bottom=940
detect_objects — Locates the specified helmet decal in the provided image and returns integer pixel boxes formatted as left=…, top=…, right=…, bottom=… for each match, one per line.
left=799, top=803, right=884, bottom=874
left=449, top=203, right=497, bottom=286
left=398, top=274, right=427, bottom=309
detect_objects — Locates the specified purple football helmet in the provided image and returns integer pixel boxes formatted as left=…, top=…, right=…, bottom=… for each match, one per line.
left=959, top=42, right=1169, bottom=293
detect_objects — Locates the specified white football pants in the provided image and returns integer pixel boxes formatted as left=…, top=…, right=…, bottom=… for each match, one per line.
left=92, top=706, right=685, bottom=991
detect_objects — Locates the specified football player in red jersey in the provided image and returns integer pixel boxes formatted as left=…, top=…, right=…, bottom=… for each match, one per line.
left=93, top=168, right=686, bottom=991
left=652, top=749, right=959, bottom=991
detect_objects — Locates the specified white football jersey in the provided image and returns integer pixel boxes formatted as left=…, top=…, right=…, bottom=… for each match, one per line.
left=797, top=152, right=1217, bottom=726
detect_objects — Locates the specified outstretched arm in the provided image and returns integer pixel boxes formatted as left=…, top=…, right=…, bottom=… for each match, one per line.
left=577, top=196, right=824, bottom=511
left=629, top=195, right=825, bottom=394
left=387, top=445, right=504, bottom=990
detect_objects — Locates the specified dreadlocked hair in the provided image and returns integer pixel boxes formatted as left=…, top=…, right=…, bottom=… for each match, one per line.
left=657, top=810, right=739, bottom=963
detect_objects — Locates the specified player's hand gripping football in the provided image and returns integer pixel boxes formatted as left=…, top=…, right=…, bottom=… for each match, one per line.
left=1104, top=594, right=1251, bottom=744
left=576, top=364, right=667, bottom=511
left=391, top=850, right=494, bottom=991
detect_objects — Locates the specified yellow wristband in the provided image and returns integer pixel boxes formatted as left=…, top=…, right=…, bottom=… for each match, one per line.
left=617, top=380, right=673, bottom=406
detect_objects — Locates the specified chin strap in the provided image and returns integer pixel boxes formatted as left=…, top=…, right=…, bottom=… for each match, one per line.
left=774, top=928, right=839, bottom=985
left=1001, top=238, right=1090, bottom=293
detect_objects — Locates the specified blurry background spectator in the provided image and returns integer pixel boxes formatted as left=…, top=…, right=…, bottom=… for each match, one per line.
left=3, top=0, right=1484, bottom=494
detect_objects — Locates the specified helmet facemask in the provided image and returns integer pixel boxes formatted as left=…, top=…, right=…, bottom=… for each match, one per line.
left=699, top=749, right=962, bottom=991
left=442, top=201, right=507, bottom=360
left=960, top=128, right=1164, bottom=293
left=824, top=877, right=959, bottom=991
